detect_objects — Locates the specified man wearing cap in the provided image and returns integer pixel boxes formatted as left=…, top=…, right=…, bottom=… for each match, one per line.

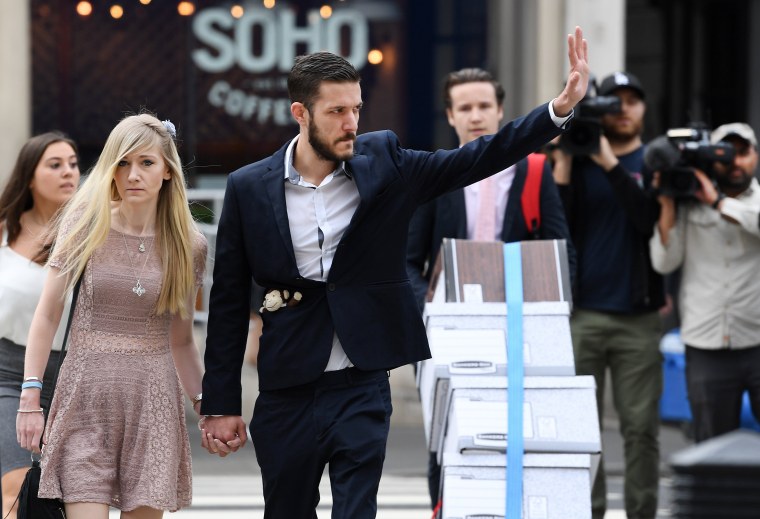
left=552, top=71, right=663, bottom=519
left=650, top=122, right=760, bottom=443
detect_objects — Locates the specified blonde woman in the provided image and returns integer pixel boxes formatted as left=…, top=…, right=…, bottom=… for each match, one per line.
left=16, top=114, right=206, bottom=519
left=0, top=132, right=79, bottom=519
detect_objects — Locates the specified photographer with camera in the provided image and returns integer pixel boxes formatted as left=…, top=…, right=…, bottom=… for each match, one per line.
left=552, top=71, right=664, bottom=519
left=650, top=122, right=760, bottom=443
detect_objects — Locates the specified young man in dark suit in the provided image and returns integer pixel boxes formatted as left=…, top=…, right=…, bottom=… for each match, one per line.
left=407, top=67, right=575, bottom=314
left=200, top=28, right=589, bottom=518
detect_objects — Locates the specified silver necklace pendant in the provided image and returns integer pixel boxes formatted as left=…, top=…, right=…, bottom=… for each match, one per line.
left=132, top=280, right=146, bottom=297
left=138, top=242, right=146, bottom=253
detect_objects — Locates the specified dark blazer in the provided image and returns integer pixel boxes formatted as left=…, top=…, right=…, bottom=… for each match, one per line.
left=406, top=158, right=576, bottom=310
left=202, top=103, right=563, bottom=410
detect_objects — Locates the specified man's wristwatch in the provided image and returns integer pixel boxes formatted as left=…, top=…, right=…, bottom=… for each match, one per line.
left=712, top=192, right=725, bottom=209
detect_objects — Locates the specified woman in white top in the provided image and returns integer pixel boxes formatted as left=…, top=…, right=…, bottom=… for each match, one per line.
left=0, top=132, right=79, bottom=519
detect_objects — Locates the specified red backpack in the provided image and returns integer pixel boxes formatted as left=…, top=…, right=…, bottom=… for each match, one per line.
left=520, top=153, right=546, bottom=238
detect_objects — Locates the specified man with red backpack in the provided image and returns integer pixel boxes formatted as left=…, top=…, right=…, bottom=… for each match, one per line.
left=405, top=67, right=576, bottom=509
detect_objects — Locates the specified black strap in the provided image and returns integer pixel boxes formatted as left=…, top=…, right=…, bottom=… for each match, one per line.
left=48, top=274, right=83, bottom=397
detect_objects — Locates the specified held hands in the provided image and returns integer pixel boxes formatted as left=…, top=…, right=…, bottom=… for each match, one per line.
left=553, top=26, right=590, bottom=117
left=199, top=415, right=248, bottom=457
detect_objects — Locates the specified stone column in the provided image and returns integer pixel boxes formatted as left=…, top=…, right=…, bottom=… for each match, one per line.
left=488, top=0, right=626, bottom=121
left=564, top=0, right=626, bottom=88
left=0, top=0, right=31, bottom=186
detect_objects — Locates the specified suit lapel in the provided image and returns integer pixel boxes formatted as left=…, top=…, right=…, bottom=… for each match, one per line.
left=501, top=165, right=525, bottom=241
left=263, top=148, right=299, bottom=267
left=450, top=190, right=468, bottom=238
left=342, top=154, right=371, bottom=237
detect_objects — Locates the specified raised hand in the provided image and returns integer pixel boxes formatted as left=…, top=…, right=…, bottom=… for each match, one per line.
left=553, top=26, right=590, bottom=117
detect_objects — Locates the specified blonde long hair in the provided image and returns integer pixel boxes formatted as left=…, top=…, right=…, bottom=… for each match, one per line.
left=52, top=113, right=197, bottom=318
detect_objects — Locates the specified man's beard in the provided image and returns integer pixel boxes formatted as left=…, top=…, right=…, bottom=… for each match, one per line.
left=603, top=118, right=643, bottom=145
left=716, top=167, right=753, bottom=193
left=308, top=118, right=355, bottom=163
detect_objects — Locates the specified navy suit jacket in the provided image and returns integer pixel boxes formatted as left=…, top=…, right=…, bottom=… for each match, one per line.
left=202, top=103, right=563, bottom=410
left=406, top=158, right=576, bottom=310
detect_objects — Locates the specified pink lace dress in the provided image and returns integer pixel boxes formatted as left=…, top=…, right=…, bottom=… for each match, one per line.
left=38, top=228, right=206, bottom=512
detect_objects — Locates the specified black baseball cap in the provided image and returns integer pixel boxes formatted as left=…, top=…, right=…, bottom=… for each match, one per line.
left=598, top=71, right=645, bottom=100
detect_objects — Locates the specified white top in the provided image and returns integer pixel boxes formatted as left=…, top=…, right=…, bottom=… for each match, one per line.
left=650, top=178, right=760, bottom=348
left=283, top=136, right=358, bottom=371
left=0, top=226, right=71, bottom=350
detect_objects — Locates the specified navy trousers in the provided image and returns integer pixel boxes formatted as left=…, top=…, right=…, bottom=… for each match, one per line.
left=251, top=368, right=392, bottom=519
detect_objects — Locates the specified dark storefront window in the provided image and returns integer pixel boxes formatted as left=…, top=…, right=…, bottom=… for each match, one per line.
left=31, top=0, right=407, bottom=179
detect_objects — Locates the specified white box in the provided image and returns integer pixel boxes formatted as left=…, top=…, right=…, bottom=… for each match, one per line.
left=438, top=376, right=601, bottom=464
left=419, top=327, right=508, bottom=450
left=423, top=302, right=574, bottom=376
left=419, top=303, right=575, bottom=451
left=441, top=452, right=592, bottom=519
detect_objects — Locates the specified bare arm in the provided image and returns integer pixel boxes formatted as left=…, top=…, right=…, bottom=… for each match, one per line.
left=551, top=143, right=573, bottom=186
left=17, top=267, right=68, bottom=453
left=656, top=194, right=677, bottom=246
left=650, top=186, right=685, bottom=275
left=169, top=289, right=205, bottom=416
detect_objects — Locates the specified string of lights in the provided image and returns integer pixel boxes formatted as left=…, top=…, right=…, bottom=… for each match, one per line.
left=73, top=0, right=383, bottom=64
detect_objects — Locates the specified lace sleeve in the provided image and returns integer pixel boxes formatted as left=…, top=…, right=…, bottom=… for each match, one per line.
left=48, top=210, right=85, bottom=270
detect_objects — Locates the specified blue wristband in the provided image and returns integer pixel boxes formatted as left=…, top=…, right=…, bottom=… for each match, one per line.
left=21, top=381, right=43, bottom=390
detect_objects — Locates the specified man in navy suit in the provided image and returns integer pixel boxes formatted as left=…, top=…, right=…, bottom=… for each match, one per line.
left=407, top=67, right=576, bottom=315
left=200, top=28, right=589, bottom=518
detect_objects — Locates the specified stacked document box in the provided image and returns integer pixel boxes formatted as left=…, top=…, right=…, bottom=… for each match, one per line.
left=439, top=376, right=600, bottom=462
left=441, top=453, right=593, bottom=519
left=417, top=239, right=599, bottom=519
left=419, top=303, right=575, bottom=454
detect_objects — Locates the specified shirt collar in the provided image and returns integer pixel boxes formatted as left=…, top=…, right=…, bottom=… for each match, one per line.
left=284, top=135, right=350, bottom=184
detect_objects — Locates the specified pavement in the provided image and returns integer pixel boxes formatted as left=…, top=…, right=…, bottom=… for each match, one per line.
left=107, top=325, right=695, bottom=518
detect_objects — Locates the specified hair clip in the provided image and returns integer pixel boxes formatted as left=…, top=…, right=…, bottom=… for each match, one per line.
left=162, top=119, right=177, bottom=139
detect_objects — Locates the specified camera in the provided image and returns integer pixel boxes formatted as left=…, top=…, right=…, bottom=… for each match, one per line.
left=644, top=125, right=735, bottom=198
left=559, top=95, right=621, bottom=155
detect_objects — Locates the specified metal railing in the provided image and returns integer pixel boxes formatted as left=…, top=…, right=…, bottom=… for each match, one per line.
left=187, top=188, right=225, bottom=224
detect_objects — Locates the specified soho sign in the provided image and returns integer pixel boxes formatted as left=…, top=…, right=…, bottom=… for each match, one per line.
left=192, top=7, right=369, bottom=74
left=192, top=7, right=369, bottom=125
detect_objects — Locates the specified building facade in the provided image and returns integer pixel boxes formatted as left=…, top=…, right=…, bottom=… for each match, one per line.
left=1, top=0, right=757, bottom=185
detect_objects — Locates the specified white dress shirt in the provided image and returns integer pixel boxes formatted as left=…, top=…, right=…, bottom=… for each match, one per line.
left=284, top=136, right=358, bottom=370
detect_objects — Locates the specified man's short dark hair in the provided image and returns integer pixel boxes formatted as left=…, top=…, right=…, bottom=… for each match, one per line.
left=288, top=52, right=361, bottom=112
left=443, top=68, right=505, bottom=110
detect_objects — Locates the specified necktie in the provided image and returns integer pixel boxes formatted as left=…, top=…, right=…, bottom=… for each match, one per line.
left=473, top=176, right=496, bottom=241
